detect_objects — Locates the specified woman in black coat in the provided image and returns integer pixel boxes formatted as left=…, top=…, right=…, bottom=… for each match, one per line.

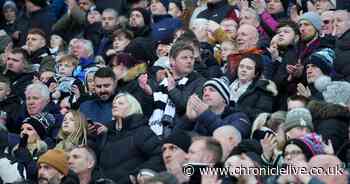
left=91, top=93, right=164, bottom=184
left=229, top=54, right=278, bottom=122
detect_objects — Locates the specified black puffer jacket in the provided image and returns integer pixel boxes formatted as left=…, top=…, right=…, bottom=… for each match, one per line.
left=234, top=80, right=278, bottom=121
left=0, top=95, right=22, bottom=133
left=272, top=45, right=298, bottom=110
left=2, top=70, right=35, bottom=101
left=92, top=114, right=164, bottom=184
left=334, top=29, right=350, bottom=82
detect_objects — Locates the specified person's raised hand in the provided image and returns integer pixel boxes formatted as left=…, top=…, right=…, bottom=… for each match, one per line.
left=166, top=70, right=176, bottom=91
left=138, top=74, right=153, bottom=95
left=261, top=133, right=277, bottom=161
left=190, top=94, right=209, bottom=116
left=297, top=83, right=311, bottom=98
left=251, top=0, right=267, bottom=14
left=322, top=139, right=335, bottom=155
left=186, top=95, right=199, bottom=120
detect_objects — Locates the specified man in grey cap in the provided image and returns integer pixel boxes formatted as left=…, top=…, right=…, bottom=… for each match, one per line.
left=283, top=107, right=314, bottom=139
left=299, top=12, right=322, bottom=39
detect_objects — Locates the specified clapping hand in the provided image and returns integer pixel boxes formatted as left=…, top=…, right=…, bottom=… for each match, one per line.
left=297, top=83, right=311, bottom=98
left=186, top=94, right=208, bottom=120
left=260, top=133, right=277, bottom=161
left=138, top=74, right=153, bottom=95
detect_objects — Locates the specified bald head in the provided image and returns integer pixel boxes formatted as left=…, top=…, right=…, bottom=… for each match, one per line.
left=213, top=125, right=242, bottom=160
left=236, top=24, right=259, bottom=51
left=309, top=155, right=347, bottom=184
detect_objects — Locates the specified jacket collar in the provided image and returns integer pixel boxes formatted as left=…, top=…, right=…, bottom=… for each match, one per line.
left=109, top=114, right=145, bottom=132
left=237, top=80, right=278, bottom=102
left=29, top=46, right=50, bottom=59
left=337, top=29, right=350, bottom=50
left=152, top=14, right=172, bottom=23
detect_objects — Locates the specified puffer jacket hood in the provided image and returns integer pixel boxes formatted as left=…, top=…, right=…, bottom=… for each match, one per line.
left=307, top=100, right=350, bottom=121
left=255, top=80, right=279, bottom=97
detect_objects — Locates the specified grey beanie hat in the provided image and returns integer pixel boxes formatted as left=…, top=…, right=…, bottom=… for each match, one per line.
left=3, top=0, right=17, bottom=11
left=299, top=12, right=322, bottom=32
left=284, top=108, right=313, bottom=132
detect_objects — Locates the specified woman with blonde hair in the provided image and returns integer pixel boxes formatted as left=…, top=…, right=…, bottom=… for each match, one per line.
left=56, top=110, right=88, bottom=152
left=91, top=92, right=164, bottom=183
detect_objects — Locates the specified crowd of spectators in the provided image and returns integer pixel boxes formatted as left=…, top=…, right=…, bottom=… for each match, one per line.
left=0, top=0, right=350, bottom=183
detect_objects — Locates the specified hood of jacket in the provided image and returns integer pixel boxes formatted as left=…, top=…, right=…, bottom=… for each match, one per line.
left=253, top=79, right=278, bottom=96
left=122, top=63, right=147, bottom=82
left=307, top=100, right=350, bottom=120
left=107, top=114, right=146, bottom=133
left=29, top=46, right=51, bottom=64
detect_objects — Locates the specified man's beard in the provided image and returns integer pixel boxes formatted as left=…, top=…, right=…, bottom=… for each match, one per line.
left=38, top=175, right=61, bottom=184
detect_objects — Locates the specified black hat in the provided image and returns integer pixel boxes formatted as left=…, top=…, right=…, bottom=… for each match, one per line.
left=22, top=113, right=55, bottom=139
left=131, top=8, right=151, bottom=26
left=170, top=0, right=183, bottom=11
left=306, top=49, right=335, bottom=76
left=163, top=130, right=192, bottom=152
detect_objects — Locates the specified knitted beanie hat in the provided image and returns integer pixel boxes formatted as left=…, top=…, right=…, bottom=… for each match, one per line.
left=306, top=48, right=335, bottom=76
left=22, top=113, right=55, bottom=140
left=284, top=108, right=313, bottom=133
left=163, top=130, right=192, bottom=152
left=314, top=76, right=350, bottom=106
left=3, top=0, right=17, bottom=11
left=283, top=133, right=325, bottom=161
left=159, top=0, right=170, bottom=10
left=299, top=12, right=322, bottom=32
left=131, top=8, right=152, bottom=26
left=38, top=149, right=69, bottom=176
left=203, top=78, right=231, bottom=105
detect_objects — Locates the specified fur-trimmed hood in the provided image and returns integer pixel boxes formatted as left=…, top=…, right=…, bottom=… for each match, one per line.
left=255, top=79, right=278, bottom=96
left=314, top=75, right=350, bottom=106
left=307, top=100, right=350, bottom=120
left=121, top=63, right=147, bottom=82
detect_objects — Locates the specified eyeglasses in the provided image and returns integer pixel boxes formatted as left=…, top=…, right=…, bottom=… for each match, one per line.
left=284, top=150, right=303, bottom=157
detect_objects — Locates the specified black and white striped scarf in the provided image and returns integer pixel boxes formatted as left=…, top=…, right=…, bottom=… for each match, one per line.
left=149, top=77, right=189, bottom=136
